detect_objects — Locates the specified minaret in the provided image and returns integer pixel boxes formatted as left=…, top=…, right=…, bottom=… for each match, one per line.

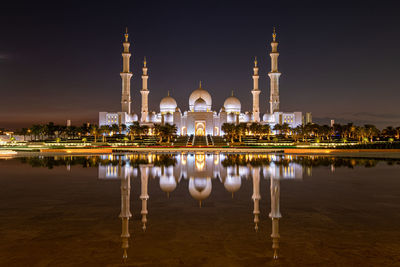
left=269, top=176, right=282, bottom=259
left=268, top=27, right=281, bottom=114
left=140, top=57, right=149, bottom=122
left=121, top=28, right=133, bottom=114
left=251, top=57, right=261, bottom=122
left=140, top=165, right=150, bottom=231
left=119, top=174, right=132, bottom=260
left=252, top=167, right=261, bottom=231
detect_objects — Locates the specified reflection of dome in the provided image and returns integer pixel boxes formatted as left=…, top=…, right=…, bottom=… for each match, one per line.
left=189, top=83, right=212, bottom=110
left=160, top=94, right=177, bottom=113
left=160, top=175, right=177, bottom=193
left=189, top=177, right=212, bottom=202
left=224, top=176, right=242, bottom=193
left=194, top=97, right=207, bottom=112
left=224, top=95, right=241, bottom=113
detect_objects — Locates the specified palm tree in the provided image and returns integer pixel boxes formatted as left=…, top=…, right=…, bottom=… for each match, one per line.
left=120, top=124, right=127, bottom=134
left=153, top=124, right=163, bottom=143
left=292, top=125, right=304, bottom=142
left=110, top=124, right=119, bottom=135
left=221, top=123, right=236, bottom=143
left=396, top=126, right=400, bottom=139
left=281, top=123, right=291, bottom=138
left=249, top=122, right=262, bottom=139
left=90, top=124, right=99, bottom=142
left=273, top=124, right=282, bottom=135
left=236, top=123, right=248, bottom=142
left=364, top=124, right=379, bottom=142
left=129, top=122, right=141, bottom=141
left=382, top=126, right=396, bottom=138
left=139, top=125, right=149, bottom=139
left=261, top=124, right=271, bottom=140
left=164, top=123, right=177, bottom=144
left=99, top=125, right=110, bottom=142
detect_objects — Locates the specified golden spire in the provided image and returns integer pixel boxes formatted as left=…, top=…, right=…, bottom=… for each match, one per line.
left=167, top=90, right=170, bottom=96
left=199, top=81, right=202, bottom=88
left=272, top=27, right=276, bottom=42
left=143, top=56, right=147, bottom=67
left=124, top=27, right=129, bottom=42
left=254, top=56, right=258, bottom=67
left=231, top=90, right=234, bottom=96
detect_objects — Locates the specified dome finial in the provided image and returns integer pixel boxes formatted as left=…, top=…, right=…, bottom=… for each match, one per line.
left=167, top=90, right=170, bottom=96
left=272, top=27, right=277, bottom=42
left=199, top=81, right=202, bottom=88
left=254, top=56, right=258, bottom=67
left=143, top=56, right=147, bottom=67
left=231, top=90, right=234, bottom=96
left=124, top=27, right=129, bottom=42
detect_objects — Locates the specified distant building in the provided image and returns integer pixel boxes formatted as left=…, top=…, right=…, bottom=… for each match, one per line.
left=99, top=28, right=311, bottom=135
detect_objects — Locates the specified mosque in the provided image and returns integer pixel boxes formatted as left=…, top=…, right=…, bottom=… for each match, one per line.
left=99, top=29, right=312, bottom=135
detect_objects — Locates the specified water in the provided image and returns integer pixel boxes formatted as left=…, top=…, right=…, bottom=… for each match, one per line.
left=0, top=153, right=399, bottom=266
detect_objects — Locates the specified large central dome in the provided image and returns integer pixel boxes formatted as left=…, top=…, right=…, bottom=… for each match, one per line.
left=189, top=82, right=212, bottom=111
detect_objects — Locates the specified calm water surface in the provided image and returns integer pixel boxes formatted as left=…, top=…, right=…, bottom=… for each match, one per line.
left=0, top=153, right=399, bottom=266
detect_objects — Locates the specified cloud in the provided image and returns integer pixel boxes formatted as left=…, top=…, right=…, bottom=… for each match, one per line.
left=0, top=53, right=10, bottom=61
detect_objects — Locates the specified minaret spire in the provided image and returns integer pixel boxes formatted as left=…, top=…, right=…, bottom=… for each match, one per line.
left=252, top=167, right=261, bottom=231
left=252, top=56, right=261, bottom=122
left=140, top=56, right=149, bottom=122
left=119, top=174, right=132, bottom=260
left=121, top=28, right=133, bottom=114
left=268, top=27, right=281, bottom=114
left=140, top=165, right=150, bottom=231
left=269, top=175, right=282, bottom=259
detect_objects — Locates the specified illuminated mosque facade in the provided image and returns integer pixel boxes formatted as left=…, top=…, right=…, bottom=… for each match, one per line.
left=99, top=29, right=312, bottom=135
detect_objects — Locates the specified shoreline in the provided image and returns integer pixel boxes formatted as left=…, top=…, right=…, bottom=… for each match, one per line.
left=1, top=148, right=400, bottom=159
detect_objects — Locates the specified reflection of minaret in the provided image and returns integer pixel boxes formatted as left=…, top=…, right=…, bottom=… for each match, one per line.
left=268, top=27, right=281, bottom=114
left=252, top=167, right=261, bottom=231
left=119, top=174, right=132, bottom=260
left=140, top=57, right=149, bottom=122
left=251, top=57, right=261, bottom=122
left=140, top=165, right=150, bottom=231
left=269, top=176, right=281, bottom=259
left=121, top=28, right=133, bottom=114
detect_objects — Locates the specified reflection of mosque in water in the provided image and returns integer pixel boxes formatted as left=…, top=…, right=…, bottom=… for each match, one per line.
left=98, top=153, right=309, bottom=260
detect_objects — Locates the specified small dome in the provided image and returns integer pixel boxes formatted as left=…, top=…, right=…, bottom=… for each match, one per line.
left=189, top=177, right=212, bottom=201
left=224, top=95, right=241, bottom=113
left=189, top=82, right=212, bottom=110
left=263, top=113, right=273, bottom=122
left=160, top=94, right=177, bottom=113
left=194, top=97, right=207, bottom=112
left=224, top=175, right=242, bottom=193
left=160, top=175, right=177, bottom=193
left=130, top=113, right=138, bottom=121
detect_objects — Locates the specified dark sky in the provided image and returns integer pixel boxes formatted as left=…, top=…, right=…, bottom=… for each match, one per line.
left=1, top=1, right=399, bottom=129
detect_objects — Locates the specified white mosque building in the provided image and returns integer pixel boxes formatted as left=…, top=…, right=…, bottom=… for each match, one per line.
left=99, top=28, right=311, bottom=136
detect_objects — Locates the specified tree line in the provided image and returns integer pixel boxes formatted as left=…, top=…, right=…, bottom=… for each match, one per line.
left=3, top=121, right=400, bottom=143
left=6, top=122, right=178, bottom=143
left=221, top=122, right=400, bottom=143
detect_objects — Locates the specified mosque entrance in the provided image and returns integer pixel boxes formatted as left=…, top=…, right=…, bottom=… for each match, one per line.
left=195, top=121, right=206, bottom=136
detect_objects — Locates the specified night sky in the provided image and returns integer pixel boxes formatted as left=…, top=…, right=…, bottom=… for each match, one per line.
left=1, top=1, right=399, bottom=129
